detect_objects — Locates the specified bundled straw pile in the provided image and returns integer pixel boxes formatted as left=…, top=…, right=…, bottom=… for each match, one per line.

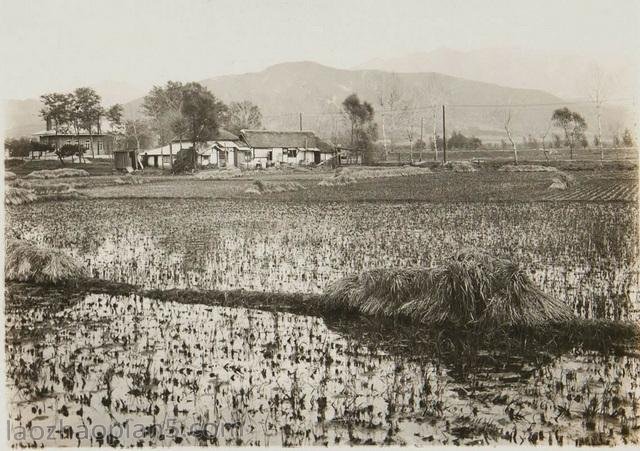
left=323, top=250, right=574, bottom=327
left=442, top=161, right=477, bottom=172
left=5, top=171, right=17, bottom=180
left=5, top=187, right=37, bottom=205
left=319, top=166, right=432, bottom=186
left=5, top=240, right=86, bottom=284
left=25, top=168, right=90, bottom=179
left=498, top=164, right=558, bottom=172
left=245, top=180, right=306, bottom=194
left=194, top=168, right=243, bottom=180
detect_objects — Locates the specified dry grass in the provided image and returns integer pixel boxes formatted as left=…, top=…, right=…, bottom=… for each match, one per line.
left=25, top=168, right=90, bottom=179
left=245, top=180, right=306, bottom=194
left=5, top=187, right=37, bottom=205
left=5, top=240, right=86, bottom=284
left=322, top=250, right=574, bottom=328
left=442, top=161, right=477, bottom=172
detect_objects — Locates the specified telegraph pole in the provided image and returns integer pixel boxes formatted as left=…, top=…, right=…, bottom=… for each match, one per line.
left=299, top=113, right=303, bottom=131
left=442, top=105, right=447, bottom=163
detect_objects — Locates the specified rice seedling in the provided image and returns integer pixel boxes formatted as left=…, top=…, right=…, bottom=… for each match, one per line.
left=25, top=168, right=90, bottom=179
left=5, top=239, right=86, bottom=284
left=5, top=187, right=37, bottom=205
left=4, top=290, right=638, bottom=447
left=322, top=250, right=574, bottom=327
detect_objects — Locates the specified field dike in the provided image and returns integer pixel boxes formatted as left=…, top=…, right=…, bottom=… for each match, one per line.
left=6, top=242, right=638, bottom=348
left=245, top=179, right=306, bottom=194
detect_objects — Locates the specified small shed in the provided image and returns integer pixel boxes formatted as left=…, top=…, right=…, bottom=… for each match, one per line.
left=113, top=150, right=143, bottom=171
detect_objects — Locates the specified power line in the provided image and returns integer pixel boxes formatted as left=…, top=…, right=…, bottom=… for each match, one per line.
left=260, top=97, right=635, bottom=120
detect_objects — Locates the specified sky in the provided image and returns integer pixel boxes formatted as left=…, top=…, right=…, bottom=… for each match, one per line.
left=0, top=0, right=638, bottom=100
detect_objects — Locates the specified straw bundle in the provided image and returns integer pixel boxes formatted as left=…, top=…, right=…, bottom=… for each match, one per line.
left=25, top=168, right=90, bottom=179
left=442, top=161, right=477, bottom=172
left=5, top=187, right=37, bottom=205
left=245, top=180, right=306, bottom=194
left=5, top=171, right=17, bottom=180
left=5, top=240, right=86, bottom=284
left=323, top=250, right=574, bottom=328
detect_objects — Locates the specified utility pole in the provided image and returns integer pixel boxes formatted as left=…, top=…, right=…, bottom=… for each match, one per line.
left=299, top=113, right=303, bottom=131
left=442, top=104, right=447, bottom=163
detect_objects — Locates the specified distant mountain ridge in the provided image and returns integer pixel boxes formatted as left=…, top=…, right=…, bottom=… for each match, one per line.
left=355, top=47, right=637, bottom=100
left=5, top=60, right=631, bottom=141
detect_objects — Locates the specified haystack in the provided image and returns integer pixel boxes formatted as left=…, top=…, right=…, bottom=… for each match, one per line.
left=442, top=161, right=477, bottom=172
left=5, top=171, right=17, bottom=180
left=323, top=250, right=574, bottom=327
left=5, top=240, right=86, bottom=284
left=245, top=180, right=305, bottom=194
left=5, top=187, right=37, bottom=205
left=25, top=168, right=90, bottom=179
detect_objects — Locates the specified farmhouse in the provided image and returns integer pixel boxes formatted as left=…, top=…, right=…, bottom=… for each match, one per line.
left=235, top=130, right=334, bottom=168
left=34, top=130, right=115, bottom=155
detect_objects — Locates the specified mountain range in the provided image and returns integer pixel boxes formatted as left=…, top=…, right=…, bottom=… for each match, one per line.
left=356, top=47, right=636, bottom=100
left=4, top=56, right=632, bottom=143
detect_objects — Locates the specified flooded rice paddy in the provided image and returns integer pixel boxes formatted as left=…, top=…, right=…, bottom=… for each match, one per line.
left=5, top=198, right=640, bottom=446
left=6, top=293, right=639, bottom=446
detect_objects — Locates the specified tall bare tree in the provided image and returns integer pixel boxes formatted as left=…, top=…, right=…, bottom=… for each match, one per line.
left=375, top=73, right=402, bottom=160
left=503, top=109, right=518, bottom=164
left=588, top=64, right=609, bottom=165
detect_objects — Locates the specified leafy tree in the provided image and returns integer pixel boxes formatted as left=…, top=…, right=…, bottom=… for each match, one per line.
left=73, top=87, right=103, bottom=158
left=342, top=94, right=377, bottom=162
left=106, top=104, right=124, bottom=151
left=551, top=107, right=587, bottom=159
left=225, top=100, right=263, bottom=135
left=39, top=93, right=74, bottom=140
left=123, top=119, right=153, bottom=152
left=622, top=128, right=635, bottom=147
left=181, top=82, right=227, bottom=169
left=142, top=81, right=189, bottom=165
left=5, top=138, right=33, bottom=158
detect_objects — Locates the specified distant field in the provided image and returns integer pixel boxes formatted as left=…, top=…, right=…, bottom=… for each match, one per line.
left=384, top=146, right=638, bottom=164
left=84, top=168, right=637, bottom=203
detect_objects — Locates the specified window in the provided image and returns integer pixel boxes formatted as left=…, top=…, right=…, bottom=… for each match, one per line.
left=97, top=141, right=103, bottom=152
left=286, top=148, right=298, bottom=158
left=84, top=140, right=90, bottom=150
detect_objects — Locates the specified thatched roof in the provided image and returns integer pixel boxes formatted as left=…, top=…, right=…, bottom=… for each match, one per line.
left=240, top=130, right=326, bottom=150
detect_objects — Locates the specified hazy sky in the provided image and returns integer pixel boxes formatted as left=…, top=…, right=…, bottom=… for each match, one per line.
left=1, top=0, right=638, bottom=99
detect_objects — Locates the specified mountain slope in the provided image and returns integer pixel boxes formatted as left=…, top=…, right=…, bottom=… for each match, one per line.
left=6, top=61, right=630, bottom=142
left=355, top=47, right=637, bottom=100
